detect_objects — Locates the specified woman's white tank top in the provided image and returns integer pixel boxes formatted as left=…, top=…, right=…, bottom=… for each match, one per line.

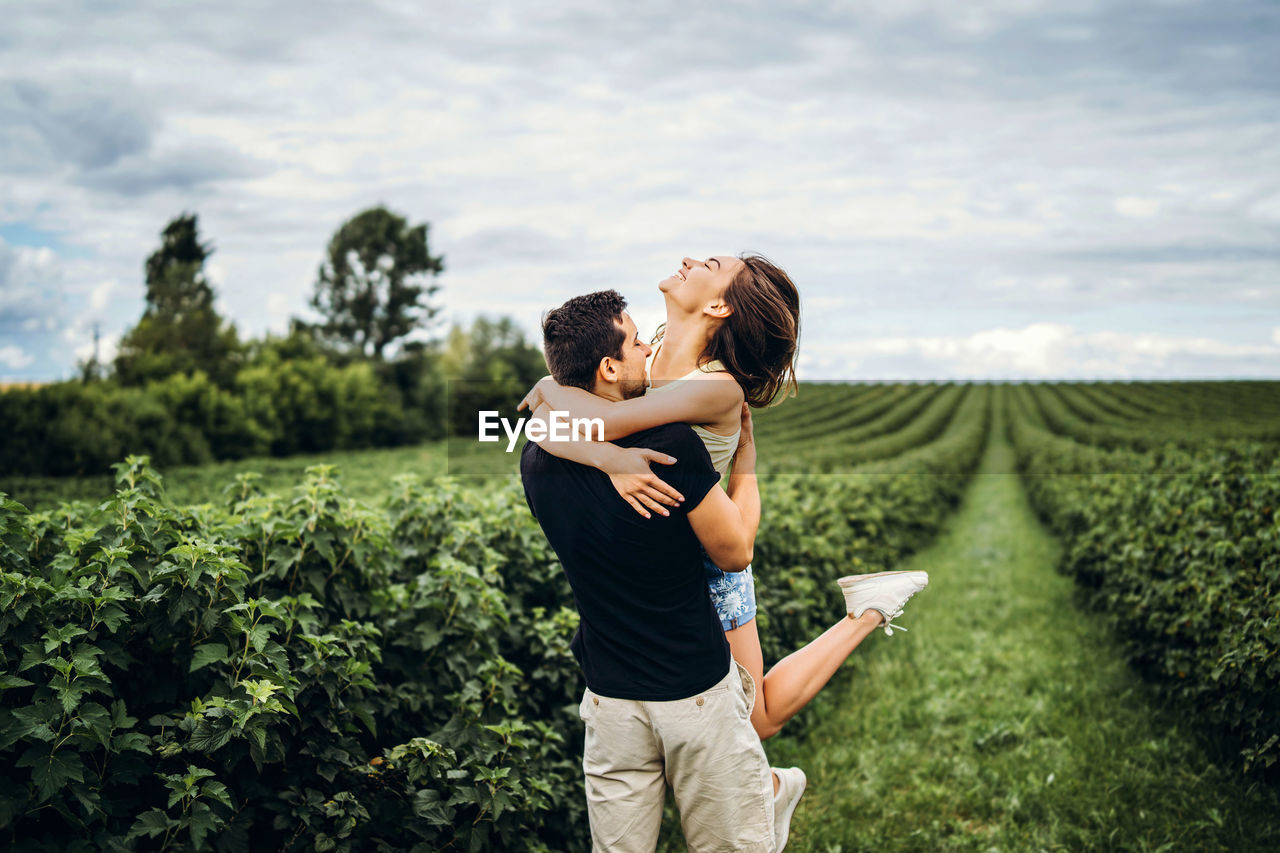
left=645, top=341, right=741, bottom=477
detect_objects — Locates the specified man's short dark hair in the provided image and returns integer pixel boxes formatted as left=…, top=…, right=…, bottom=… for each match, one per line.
left=541, top=290, right=628, bottom=390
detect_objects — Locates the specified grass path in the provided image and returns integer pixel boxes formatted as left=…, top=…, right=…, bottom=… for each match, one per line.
left=755, top=411, right=1280, bottom=851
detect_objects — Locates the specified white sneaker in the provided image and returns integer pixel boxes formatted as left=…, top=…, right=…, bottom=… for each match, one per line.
left=837, top=571, right=929, bottom=636
left=772, top=766, right=806, bottom=851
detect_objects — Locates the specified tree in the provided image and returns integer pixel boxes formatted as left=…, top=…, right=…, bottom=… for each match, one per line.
left=113, top=213, right=241, bottom=387
left=309, top=205, right=444, bottom=360
left=442, top=316, right=547, bottom=435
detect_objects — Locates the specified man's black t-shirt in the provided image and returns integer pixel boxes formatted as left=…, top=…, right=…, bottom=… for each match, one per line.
left=520, top=422, right=728, bottom=701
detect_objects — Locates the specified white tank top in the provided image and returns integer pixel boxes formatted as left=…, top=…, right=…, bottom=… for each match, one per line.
left=645, top=340, right=741, bottom=477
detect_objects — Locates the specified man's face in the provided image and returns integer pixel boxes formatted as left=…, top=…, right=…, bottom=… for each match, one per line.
left=607, top=311, right=651, bottom=400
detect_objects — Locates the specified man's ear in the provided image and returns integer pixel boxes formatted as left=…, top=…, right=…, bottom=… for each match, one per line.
left=597, top=355, right=619, bottom=385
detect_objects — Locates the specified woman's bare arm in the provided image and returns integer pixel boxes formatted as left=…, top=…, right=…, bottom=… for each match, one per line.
left=518, top=374, right=743, bottom=440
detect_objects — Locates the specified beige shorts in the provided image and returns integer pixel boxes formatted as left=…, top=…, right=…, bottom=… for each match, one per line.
left=578, top=659, right=775, bottom=853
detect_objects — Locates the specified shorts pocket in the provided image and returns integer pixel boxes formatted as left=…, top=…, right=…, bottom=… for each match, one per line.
left=733, top=660, right=758, bottom=719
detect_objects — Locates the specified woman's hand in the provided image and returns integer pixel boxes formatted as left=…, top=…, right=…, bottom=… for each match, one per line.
left=602, top=445, right=685, bottom=519
left=737, top=402, right=755, bottom=452
left=516, top=375, right=555, bottom=414
left=732, top=402, right=757, bottom=472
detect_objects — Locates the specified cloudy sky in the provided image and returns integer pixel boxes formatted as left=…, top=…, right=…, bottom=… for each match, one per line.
left=2, top=0, right=1278, bottom=381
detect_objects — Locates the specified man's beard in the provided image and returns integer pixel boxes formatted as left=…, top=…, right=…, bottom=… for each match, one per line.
left=619, top=378, right=647, bottom=400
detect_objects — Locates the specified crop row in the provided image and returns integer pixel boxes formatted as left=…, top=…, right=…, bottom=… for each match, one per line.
left=751, top=383, right=887, bottom=436
left=1006, top=384, right=1280, bottom=774
left=761, top=383, right=945, bottom=450
left=763, top=384, right=971, bottom=474
left=754, top=383, right=912, bottom=443
left=1021, top=383, right=1280, bottom=452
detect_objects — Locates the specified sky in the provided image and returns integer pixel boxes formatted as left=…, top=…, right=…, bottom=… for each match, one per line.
left=2, top=0, right=1278, bottom=382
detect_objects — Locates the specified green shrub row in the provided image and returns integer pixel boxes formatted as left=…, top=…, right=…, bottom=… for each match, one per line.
left=763, top=383, right=944, bottom=451
left=1025, top=382, right=1280, bottom=451
left=751, top=384, right=886, bottom=439
left=765, top=384, right=970, bottom=474
left=1007, top=386, right=1280, bottom=773
left=0, top=362, right=416, bottom=479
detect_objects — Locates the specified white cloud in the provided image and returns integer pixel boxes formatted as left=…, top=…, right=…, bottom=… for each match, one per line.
left=265, top=292, right=291, bottom=333
left=1114, top=196, right=1161, bottom=218
left=0, top=345, right=35, bottom=369
left=820, top=324, right=1280, bottom=379
left=89, top=278, right=116, bottom=314
left=1273, top=327, right=1280, bottom=347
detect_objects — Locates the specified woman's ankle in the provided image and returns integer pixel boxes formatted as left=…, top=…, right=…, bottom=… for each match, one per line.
left=849, top=609, right=883, bottom=627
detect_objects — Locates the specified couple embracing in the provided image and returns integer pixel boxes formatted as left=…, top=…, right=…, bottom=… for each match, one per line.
left=518, top=254, right=929, bottom=852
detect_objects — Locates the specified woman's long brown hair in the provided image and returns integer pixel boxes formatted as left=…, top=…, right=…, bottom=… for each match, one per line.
left=653, top=252, right=800, bottom=407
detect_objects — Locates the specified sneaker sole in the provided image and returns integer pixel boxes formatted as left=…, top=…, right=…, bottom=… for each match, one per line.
left=836, top=570, right=928, bottom=590
left=775, top=767, right=807, bottom=851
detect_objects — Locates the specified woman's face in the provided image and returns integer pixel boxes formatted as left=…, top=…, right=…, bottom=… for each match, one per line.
left=658, top=255, right=744, bottom=318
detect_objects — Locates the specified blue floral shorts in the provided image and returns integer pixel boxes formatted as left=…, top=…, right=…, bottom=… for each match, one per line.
left=702, top=549, right=758, bottom=631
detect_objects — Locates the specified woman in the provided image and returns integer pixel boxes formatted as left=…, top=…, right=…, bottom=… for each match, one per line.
left=517, top=253, right=929, bottom=746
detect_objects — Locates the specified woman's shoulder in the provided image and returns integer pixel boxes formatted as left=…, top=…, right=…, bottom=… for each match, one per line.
left=696, top=367, right=744, bottom=395
left=680, top=369, right=743, bottom=408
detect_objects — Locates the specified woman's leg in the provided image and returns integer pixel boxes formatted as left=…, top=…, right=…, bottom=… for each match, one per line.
left=725, top=611, right=883, bottom=742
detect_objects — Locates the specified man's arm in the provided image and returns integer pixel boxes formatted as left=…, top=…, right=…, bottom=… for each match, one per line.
left=686, top=404, right=759, bottom=572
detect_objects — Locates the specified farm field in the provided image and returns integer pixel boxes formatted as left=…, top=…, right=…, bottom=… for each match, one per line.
left=703, top=396, right=1280, bottom=852
left=2, top=380, right=1277, bottom=850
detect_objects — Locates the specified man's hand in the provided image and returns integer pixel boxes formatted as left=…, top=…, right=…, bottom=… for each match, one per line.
left=601, top=445, right=685, bottom=519
left=516, top=375, right=555, bottom=414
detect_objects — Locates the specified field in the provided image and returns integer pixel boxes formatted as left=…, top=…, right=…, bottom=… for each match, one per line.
left=2, top=381, right=1278, bottom=850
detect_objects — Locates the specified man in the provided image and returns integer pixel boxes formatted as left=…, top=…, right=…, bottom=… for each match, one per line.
left=519, top=290, right=778, bottom=852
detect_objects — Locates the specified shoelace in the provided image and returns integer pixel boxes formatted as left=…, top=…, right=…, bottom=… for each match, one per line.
left=876, top=607, right=907, bottom=636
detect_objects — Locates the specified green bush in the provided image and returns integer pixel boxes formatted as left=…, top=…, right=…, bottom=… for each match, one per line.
left=0, top=457, right=584, bottom=851
left=234, top=355, right=406, bottom=456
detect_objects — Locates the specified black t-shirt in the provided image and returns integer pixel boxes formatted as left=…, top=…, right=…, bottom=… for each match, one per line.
left=520, top=422, right=728, bottom=700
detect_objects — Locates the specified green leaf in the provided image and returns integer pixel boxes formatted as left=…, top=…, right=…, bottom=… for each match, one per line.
left=0, top=674, right=34, bottom=691
left=9, top=705, right=55, bottom=743
left=201, top=779, right=233, bottom=810
left=128, top=807, right=173, bottom=839
left=188, top=800, right=221, bottom=850
left=16, top=743, right=85, bottom=803
left=189, top=642, right=229, bottom=673
left=74, top=701, right=113, bottom=744
left=42, top=624, right=88, bottom=653
left=110, top=698, right=138, bottom=730
left=247, top=623, right=273, bottom=653
left=113, top=732, right=151, bottom=754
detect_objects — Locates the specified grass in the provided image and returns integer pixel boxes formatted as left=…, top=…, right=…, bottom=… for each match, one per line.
left=660, top=408, right=1280, bottom=852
